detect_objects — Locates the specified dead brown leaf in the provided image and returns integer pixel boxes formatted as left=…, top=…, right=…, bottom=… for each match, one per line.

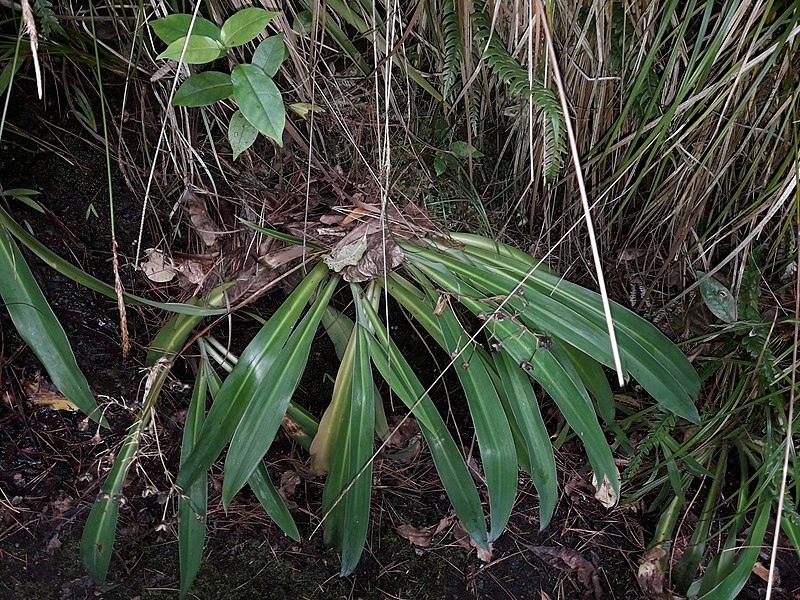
left=752, top=561, right=779, bottom=585
left=182, top=188, right=224, bottom=247
left=396, top=515, right=455, bottom=548
left=453, top=521, right=493, bottom=563
left=526, top=545, right=603, bottom=598
left=637, top=546, right=666, bottom=595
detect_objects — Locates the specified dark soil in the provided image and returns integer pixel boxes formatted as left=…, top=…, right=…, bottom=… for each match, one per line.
left=2, top=78, right=799, bottom=600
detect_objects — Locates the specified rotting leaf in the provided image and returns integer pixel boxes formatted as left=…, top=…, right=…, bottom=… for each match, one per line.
left=325, top=232, right=368, bottom=272
left=526, top=545, right=603, bottom=599
left=637, top=546, right=666, bottom=595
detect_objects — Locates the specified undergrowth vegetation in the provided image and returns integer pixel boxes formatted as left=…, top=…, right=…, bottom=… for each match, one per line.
left=1, top=0, right=798, bottom=598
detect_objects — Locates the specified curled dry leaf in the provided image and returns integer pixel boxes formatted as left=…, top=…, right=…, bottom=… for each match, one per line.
left=752, top=561, right=779, bottom=586
left=637, top=546, right=666, bottom=595
left=140, top=248, right=176, bottom=283
left=396, top=514, right=455, bottom=548
left=592, top=466, right=620, bottom=508
left=526, top=545, right=603, bottom=599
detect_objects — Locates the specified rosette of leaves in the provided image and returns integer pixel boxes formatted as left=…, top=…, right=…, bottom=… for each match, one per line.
left=75, top=200, right=700, bottom=591
left=150, top=9, right=287, bottom=156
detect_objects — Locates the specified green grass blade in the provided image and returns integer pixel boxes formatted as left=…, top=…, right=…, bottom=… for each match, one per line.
left=0, top=229, right=105, bottom=425
left=178, top=363, right=208, bottom=599
left=493, top=352, right=557, bottom=528
left=221, top=276, right=339, bottom=504
left=361, top=298, right=488, bottom=548
left=697, top=500, right=770, bottom=600
left=248, top=462, right=301, bottom=541
left=176, top=263, right=329, bottom=491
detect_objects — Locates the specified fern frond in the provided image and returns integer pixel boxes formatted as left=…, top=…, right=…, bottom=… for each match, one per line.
left=471, top=0, right=566, bottom=181
left=441, top=0, right=463, bottom=99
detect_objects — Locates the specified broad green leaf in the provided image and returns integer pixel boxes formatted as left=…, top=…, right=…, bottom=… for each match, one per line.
left=560, top=342, right=615, bottom=424
left=0, top=229, right=104, bottom=425
left=248, top=462, right=300, bottom=541
left=228, top=110, right=258, bottom=160
left=252, top=34, right=287, bottom=77
left=81, top=359, right=172, bottom=583
left=532, top=340, right=620, bottom=497
left=449, top=141, right=484, bottom=159
left=178, top=365, right=208, bottom=599
left=433, top=298, right=516, bottom=542
left=221, top=276, right=339, bottom=504
left=494, top=352, right=557, bottom=528
left=157, top=35, right=226, bottom=65
left=150, top=14, right=220, bottom=44
left=173, top=72, right=232, bottom=107
left=220, top=8, right=278, bottom=47
left=231, top=64, right=285, bottom=145
left=697, top=271, right=737, bottom=323
left=323, top=300, right=374, bottom=574
left=176, top=263, right=329, bottom=491
left=361, top=299, right=488, bottom=548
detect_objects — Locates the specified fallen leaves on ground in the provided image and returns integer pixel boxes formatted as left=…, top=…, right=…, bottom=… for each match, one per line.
left=525, top=545, right=603, bottom=599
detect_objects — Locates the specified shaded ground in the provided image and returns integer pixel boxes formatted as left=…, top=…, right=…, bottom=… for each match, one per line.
left=2, top=83, right=799, bottom=600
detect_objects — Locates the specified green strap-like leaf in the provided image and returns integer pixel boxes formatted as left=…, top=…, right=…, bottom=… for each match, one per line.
left=0, top=229, right=104, bottom=425
left=178, top=364, right=209, bottom=599
left=493, top=352, right=557, bottom=528
left=560, top=342, right=615, bottom=424
left=0, top=205, right=229, bottom=316
left=361, top=299, right=488, bottom=548
left=231, top=64, right=285, bottom=145
left=248, top=462, right=301, bottom=541
left=81, top=359, right=172, bottom=583
left=323, top=296, right=375, bottom=574
left=432, top=297, right=517, bottom=542
left=176, top=263, right=329, bottom=491
left=532, top=340, right=620, bottom=497
left=221, top=276, right=339, bottom=504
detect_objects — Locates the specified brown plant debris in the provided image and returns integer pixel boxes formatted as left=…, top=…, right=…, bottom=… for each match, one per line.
left=525, top=545, right=603, bottom=599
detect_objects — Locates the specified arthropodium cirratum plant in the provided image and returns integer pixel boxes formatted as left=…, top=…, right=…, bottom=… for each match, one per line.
left=79, top=223, right=699, bottom=593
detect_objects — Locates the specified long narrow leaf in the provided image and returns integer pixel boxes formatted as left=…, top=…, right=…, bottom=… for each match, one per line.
left=0, top=229, right=104, bottom=425
left=361, top=298, right=488, bottom=548
left=221, top=276, right=339, bottom=504
left=493, top=352, right=558, bottom=528
left=176, top=263, right=329, bottom=491
left=178, top=363, right=209, bottom=598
